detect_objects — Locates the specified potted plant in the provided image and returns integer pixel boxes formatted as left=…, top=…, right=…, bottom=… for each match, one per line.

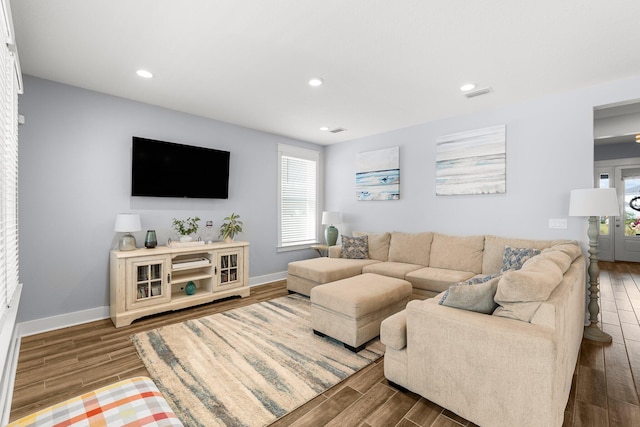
left=172, top=216, right=201, bottom=242
left=219, top=213, right=243, bottom=242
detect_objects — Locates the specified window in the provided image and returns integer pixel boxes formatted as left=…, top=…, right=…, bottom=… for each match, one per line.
left=278, top=144, right=320, bottom=250
left=598, top=172, right=612, bottom=236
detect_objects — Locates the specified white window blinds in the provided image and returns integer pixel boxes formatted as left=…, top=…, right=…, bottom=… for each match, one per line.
left=0, top=2, right=20, bottom=328
left=278, top=144, right=319, bottom=248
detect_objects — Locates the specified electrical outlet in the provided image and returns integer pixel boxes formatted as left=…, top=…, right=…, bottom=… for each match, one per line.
left=549, top=218, right=568, bottom=229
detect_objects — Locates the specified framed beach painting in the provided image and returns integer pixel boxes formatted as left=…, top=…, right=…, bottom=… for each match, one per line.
left=356, top=147, right=400, bottom=201
left=435, top=125, right=506, bottom=196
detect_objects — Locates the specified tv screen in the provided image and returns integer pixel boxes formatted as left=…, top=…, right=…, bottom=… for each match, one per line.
left=131, top=137, right=230, bottom=199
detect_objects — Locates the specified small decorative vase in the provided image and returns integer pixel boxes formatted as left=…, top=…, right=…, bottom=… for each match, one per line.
left=180, top=235, right=193, bottom=242
left=224, top=235, right=234, bottom=243
left=185, top=281, right=196, bottom=295
left=144, top=230, right=157, bottom=248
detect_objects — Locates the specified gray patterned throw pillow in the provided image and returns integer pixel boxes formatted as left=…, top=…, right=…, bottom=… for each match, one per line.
left=341, top=235, right=369, bottom=259
left=501, top=246, right=541, bottom=272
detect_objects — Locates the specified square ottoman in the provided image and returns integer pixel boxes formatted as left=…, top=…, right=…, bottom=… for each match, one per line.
left=311, top=273, right=412, bottom=352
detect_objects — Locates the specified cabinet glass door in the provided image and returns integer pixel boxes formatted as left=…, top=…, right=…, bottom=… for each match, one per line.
left=136, top=263, right=163, bottom=300
left=127, top=255, right=170, bottom=309
left=218, top=250, right=242, bottom=288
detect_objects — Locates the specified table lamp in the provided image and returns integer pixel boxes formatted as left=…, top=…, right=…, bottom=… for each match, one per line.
left=322, top=211, right=341, bottom=246
left=115, top=213, right=142, bottom=251
left=569, top=188, right=619, bottom=342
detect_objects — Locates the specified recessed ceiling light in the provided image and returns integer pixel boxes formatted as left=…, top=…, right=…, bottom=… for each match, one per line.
left=320, top=126, right=329, bottom=131
left=309, top=78, right=324, bottom=87
left=460, top=83, right=476, bottom=92
left=136, top=69, right=154, bottom=78
left=636, top=134, right=640, bottom=143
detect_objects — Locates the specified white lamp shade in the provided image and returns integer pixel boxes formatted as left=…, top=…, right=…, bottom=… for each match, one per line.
left=322, top=211, right=341, bottom=225
left=114, top=213, right=142, bottom=232
left=569, top=188, right=619, bottom=217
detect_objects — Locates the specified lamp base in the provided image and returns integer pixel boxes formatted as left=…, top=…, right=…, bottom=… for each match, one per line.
left=119, top=234, right=137, bottom=251
left=583, top=324, right=612, bottom=343
left=325, top=226, right=338, bottom=246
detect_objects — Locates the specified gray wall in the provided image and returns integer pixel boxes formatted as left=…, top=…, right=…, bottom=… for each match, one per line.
left=325, top=76, right=640, bottom=242
left=18, top=76, right=320, bottom=322
left=18, top=74, right=640, bottom=324
left=595, top=142, right=640, bottom=161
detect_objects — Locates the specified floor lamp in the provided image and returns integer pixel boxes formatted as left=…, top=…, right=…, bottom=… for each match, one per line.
left=569, top=188, right=619, bottom=343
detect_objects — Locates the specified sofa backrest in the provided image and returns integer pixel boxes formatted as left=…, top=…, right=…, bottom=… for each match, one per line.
left=331, top=232, right=578, bottom=275
left=429, top=233, right=485, bottom=274
left=388, top=232, right=433, bottom=266
left=481, top=236, right=573, bottom=274
left=353, top=231, right=391, bottom=261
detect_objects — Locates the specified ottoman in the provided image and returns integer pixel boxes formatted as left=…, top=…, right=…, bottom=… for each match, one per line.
left=311, top=273, right=412, bottom=352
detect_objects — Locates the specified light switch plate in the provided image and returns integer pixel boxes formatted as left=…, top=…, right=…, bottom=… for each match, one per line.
left=549, top=218, right=568, bottom=229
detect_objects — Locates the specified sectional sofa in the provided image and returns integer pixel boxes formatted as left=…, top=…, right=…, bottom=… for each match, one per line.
left=287, top=231, right=586, bottom=427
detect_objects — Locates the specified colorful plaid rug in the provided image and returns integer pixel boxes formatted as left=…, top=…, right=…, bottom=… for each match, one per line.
left=131, top=294, right=384, bottom=427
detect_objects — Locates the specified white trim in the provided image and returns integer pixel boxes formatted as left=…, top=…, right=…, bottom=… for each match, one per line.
left=249, top=271, right=287, bottom=286
left=18, top=306, right=110, bottom=337
left=0, top=283, right=21, bottom=426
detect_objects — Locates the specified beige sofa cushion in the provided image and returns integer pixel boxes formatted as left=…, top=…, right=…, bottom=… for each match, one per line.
left=429, top=233, right=485, bottom=274
left=494, top=254, right=565, bottom=322
left=388, top=232, right=433, bottom=266
left=288, top=257, right=379, bottom=284
left=405, top=267, right=475, bottom=294
left=310, top=273, right=412, bottom=318
left=353, top=231, right=391, bottom=261
left=495, top=256, right=563, bottom=303
left=543, top=242, right=582, bottom=262
left=362, top=262, right=423, bottom=279
left=482, top=235, right=570, bottom=274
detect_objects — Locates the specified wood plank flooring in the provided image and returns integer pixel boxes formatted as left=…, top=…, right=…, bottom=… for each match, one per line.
left=8, top=262, right=640, bottom=426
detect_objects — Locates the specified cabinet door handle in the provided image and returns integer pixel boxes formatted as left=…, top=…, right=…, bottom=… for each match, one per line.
left=167, top=273, right=171, bottom=283
left=214, top=266, right=217, bottom=275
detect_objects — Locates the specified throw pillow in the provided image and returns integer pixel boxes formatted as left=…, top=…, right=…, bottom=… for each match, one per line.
left=438, top=275, right=501, bottom=314
left=340, top=235, right=369, bottom=259
left=500, top=246, right=541, bottom=272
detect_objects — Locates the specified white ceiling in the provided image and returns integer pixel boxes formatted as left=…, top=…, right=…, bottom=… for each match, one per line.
left=9, top=0, right=640, bottom=145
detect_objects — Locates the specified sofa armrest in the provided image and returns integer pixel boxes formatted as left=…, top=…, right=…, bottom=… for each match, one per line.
left=329, top=245, right=342, bottom=258
left=404, top=299, right=563, bottom=427
left=380, top=310, right=407, bottom=350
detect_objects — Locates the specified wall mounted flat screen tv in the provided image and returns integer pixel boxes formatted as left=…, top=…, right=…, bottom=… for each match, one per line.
left=131, top=137, right=230, bottom=199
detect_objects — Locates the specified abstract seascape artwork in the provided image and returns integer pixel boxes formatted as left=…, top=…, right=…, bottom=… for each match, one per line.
left=356, top=147, right=400, bottom=201
left=435, top=125, right=506, bottom=196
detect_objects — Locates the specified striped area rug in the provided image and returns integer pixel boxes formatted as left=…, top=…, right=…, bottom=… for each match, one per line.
left=131, top=294, right=384, bottom=427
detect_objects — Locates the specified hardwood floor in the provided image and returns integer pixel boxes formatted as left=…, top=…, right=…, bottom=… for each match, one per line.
left=8, top=262, right=640, bottom=426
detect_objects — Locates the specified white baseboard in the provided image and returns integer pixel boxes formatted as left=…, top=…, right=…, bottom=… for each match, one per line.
left=18, top=272, right=288, bottom=337
left=249, top=271, right=287, bottom=286
left=19, top=306, right=110, bottom=337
